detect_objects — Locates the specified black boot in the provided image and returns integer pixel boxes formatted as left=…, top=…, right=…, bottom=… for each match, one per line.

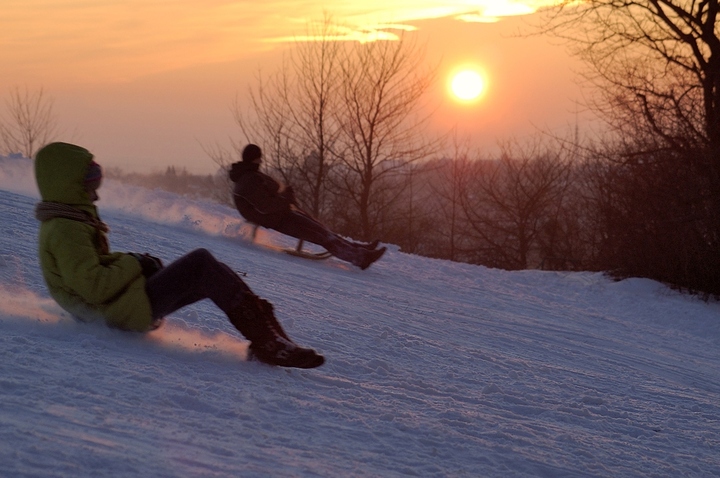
left=228, top=293, right=324, bottom=368
left=325, top=238, right=387, bottom=269
left=359, top=246, right=387, bottom=270
left=255, top=296, right=293, bottom=342
left=325, top=238, right=372, bottom=268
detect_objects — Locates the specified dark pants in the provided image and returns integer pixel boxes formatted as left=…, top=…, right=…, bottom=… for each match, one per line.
left=271, top=210, right=366, bottom=265
left=273, top=210, right=336, bottom=247
left=145, top=248, right=250, bottom=320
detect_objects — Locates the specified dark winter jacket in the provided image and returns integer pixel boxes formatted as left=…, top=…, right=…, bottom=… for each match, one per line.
left=34, top=142, right=154, bottom=331
left=229, top=161, right=292, bottom=229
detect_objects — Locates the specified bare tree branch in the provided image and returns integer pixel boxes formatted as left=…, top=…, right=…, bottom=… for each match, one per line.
left=0, top=86, right=58, bottom=158
left=335, top=32, right=440, bottom=239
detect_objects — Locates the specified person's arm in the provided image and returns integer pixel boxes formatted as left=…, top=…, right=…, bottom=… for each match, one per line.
left=279, top=185, right=296, bottom=205
left=236, top=172, right=291, bottom=215
left=50, top=221, right=144, bottom=305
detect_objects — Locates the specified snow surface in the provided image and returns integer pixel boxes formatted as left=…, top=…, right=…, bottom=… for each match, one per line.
left=1, top=155, right=719, bottom=477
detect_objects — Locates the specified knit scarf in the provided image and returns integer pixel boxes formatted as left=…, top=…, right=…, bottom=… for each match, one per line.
left=35, top=201, right=110, bottom=233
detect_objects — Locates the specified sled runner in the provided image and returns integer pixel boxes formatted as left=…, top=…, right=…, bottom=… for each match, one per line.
left=250, top=223, right=332, bottom=260
left=285, top=238, right=333, bottom=260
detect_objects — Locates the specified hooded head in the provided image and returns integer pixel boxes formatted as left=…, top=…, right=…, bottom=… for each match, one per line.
left=242, top=144, right=262, bottom=163
left=35, top=142, right=98, bottom=206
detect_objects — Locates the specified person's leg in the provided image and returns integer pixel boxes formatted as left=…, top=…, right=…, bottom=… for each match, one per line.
left=272, top=211, right=336, bottom=246
left=145, top=248, right=324, bottom=368
left=290, top=209, right=380, bottom=249
left=272, top=211, right=371, bottom=266
left=281, top=209, right=380, bottom=251
left=145, top=248, right=250, bottom=320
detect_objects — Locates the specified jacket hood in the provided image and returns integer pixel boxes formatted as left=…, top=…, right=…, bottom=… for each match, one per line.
left=35, top=142, right=95, bottom=206
left=228, top=161, right=259, bottom=182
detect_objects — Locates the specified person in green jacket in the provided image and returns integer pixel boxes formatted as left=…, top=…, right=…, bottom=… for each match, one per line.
left=34, top=142, right=323, bottom=369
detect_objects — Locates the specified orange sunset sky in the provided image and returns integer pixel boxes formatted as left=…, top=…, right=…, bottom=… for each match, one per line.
left=1, top=1, right=591, bottom=174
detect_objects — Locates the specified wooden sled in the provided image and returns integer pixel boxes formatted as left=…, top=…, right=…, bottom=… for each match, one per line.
left=250, top=224, right=332, bottom=260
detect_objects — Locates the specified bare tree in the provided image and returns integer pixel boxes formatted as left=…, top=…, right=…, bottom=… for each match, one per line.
left=543, top=1, right=720, bottom=153
left=233, top=68, right=296, bottom=174
left=229, top=22, right=438, bottom=241
left=0, top=86, right=58, bottom=158
left=425, top=133, right=474, bottom=261
left=231, top=17, right=343, bottom=220
left=335, top=33, right=439, bottom=240
left=368, top=160, right=438, bottom=254
left=459, top=140, right=573, bottom=269
left=280, top=17, right=343, bottom=218
left=541, top=1, right=720, bottom=292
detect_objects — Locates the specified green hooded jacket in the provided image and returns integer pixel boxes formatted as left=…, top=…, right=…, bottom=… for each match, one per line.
left=34, top=142, right=154, bottom=331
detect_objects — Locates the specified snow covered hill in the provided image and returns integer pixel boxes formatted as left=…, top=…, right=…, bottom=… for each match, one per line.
left=1, top=156, right=719, bottom=477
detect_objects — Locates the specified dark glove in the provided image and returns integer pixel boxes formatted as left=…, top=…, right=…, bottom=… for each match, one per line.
left=129, top=253, right=164, bottom=278
left=281, top=185, right=296, bottom=205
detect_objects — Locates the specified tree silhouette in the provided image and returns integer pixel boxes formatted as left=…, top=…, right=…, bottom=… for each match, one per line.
left=459, top=140, right=572, bottom=269
left=229, top=17, right=344, bottom=221
left=231, top=21, right=438, bottom=240
left=540, top=1, right=720, bottom=293
left=544, top=1, right=720, bottom=154
left=0, top=86, right=58, bottom=158
left=334, top=32, right=438, bottom=240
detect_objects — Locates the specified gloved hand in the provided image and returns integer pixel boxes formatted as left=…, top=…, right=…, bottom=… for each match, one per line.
left=129, top=253, right=164, bottom=278
left=281, top=185, right=296, bottom=205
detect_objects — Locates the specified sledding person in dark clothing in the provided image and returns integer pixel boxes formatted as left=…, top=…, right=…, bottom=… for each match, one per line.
left=34, top=142, right=323, bottom=369
left=229, top=144, right=386, bottom=270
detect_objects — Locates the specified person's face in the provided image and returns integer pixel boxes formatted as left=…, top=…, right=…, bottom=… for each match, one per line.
left=84, top=161, right=103, bottom=202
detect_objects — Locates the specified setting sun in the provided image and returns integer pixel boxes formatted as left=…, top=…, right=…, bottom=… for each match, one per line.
left=449, top=69, right=485, bottom=102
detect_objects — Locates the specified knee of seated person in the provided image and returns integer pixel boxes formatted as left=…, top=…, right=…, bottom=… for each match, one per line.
left=180, top=248, right=216, bottom=267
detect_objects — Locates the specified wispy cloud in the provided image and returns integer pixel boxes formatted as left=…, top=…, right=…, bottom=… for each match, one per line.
left=269, top=1, right=557, bottom=42
left=1, top=1, right=560, bottom=83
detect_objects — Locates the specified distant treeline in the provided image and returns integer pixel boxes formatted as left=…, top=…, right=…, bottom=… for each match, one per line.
left=106, top=165, right=233, bottom=207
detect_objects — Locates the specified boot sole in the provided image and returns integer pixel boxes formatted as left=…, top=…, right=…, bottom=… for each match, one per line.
left=247, top=349, right=325, bottom=369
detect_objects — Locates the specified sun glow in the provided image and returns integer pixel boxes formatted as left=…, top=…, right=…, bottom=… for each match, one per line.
left=449, top=68, right=486, bottom=103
